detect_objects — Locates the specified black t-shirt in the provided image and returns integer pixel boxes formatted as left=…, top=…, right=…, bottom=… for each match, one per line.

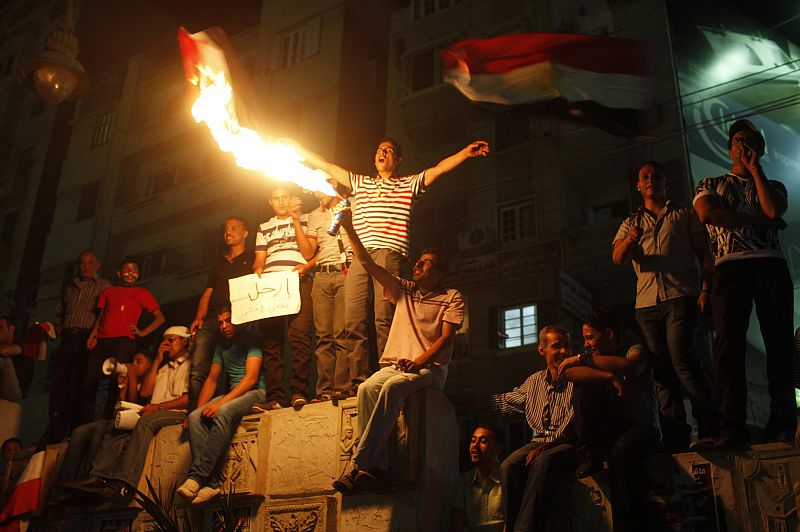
left=207, top=250, right=255, bottom=311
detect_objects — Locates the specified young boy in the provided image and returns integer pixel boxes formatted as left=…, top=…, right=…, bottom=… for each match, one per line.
left=80, top=260, right=165, bottom=424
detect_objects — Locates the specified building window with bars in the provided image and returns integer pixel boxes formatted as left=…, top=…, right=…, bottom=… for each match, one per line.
left=91, top=111, right=114, bottom=148
left=499, top=304, right=537, bottom=349
left=498, top=200, right=536, bottom=244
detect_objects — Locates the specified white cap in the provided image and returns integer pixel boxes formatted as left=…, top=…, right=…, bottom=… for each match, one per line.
left=163, top=326, right=191, bottom=338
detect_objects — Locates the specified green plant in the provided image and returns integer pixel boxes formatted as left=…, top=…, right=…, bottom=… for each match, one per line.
left=132, top=477, right=186, bottom=532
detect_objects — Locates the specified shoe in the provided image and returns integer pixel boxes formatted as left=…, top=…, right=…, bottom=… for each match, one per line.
left=176, top=478, right=200, bottom=499
left=576, top=451, right=599, bottom=479
left=291, top=393, right=307, bottom=408
left=96, top=480, right=132, bottom=501
left=714, top=434, right=748, bottom=452
left=689, top=436, right=717, bottom=452
left=47, top=491, right=84, bottom=507
left=192, top=486, right=221, bottom=505
left=332, top=468, right=360, bottom=495
left=251, top=400, right=283, bottom=413
left=311, top=393, right=333, bottom=403
left=333, top=388, right=357, bottom=400
left=60, top=476, right=106, bottom=494
left=355, top=469, right=391, bottom=494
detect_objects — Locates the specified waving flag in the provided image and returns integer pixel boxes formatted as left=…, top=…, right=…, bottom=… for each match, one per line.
left=0, top=451, right=44, bottom=531
left=441, top=33, right=651, bottom=136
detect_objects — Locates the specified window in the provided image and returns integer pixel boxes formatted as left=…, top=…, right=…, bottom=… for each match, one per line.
left=278, top=18, right=320, bottom=69
left=139, top=249, right=183, bottom=280
left=413, top=0, right=461, bottom=19
left=408, top=49, right=435, bottom=93
left=76, top=182, right=100, bottom=222
left=495, top=112, right=531, bottom=151
left=91, top=111, right=114, bottom=148
left=499, top=200, right=536, bottom=244
left=0, top=211, right=17, bottom=246
left=587, top=199, right=628, bottom=223
left=499, top=304, right=537, bottom=349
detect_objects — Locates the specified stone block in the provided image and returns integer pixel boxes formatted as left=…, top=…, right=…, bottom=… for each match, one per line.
left=339, top=491, right=416, bottom=532
left=262, top=495, right=337, bottom=532
left=219, top=414, right=261, bottom=496
left=135, top=424, right=190, bottom=499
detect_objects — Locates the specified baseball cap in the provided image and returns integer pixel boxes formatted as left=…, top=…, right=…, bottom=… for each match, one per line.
left=728, top=119, right=765, bottom=154
left=163, top=326, right=191, bottom=338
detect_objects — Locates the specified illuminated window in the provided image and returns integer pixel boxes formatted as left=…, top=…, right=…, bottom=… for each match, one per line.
left=499, top=304, right=537, bottom=349
left=91, top=111, right=114, bottom=148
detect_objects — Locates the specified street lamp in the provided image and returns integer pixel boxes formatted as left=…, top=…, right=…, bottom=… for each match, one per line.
left=16, top=0, right=90, bottom=104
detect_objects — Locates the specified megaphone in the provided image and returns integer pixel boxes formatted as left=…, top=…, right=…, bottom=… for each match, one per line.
left=102, top=357, right=127, bottom=376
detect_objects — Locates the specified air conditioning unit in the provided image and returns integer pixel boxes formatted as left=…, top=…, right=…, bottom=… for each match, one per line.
left=457, top=225, right=495, bottom=254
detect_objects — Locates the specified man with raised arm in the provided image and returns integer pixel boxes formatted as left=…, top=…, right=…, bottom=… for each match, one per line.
left=291, top=137, right=487, bottom=398
left=331, top=207, right=464, bottom=494
left=693, top=119, right=795, bottom=449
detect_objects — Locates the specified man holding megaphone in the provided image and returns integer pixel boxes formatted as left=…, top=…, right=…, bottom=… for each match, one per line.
left=56, top=326, right=191, bottom=503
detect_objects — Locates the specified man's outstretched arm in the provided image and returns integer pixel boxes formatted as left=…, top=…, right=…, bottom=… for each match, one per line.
left=423, top=141, right=489, bottom=187
left=282, top=139, right=352, bottom=190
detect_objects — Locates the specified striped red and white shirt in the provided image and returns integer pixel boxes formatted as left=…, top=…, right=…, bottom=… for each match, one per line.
left=349, top=171, right=427, bottom=257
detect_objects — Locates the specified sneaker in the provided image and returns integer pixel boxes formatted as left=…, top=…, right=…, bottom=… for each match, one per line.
left=251, top=400, right=283, bottom=413
left=355, top=469, right=391, bottom=494
left=176, top=478, right=200, bottom=499
left=311, top=393, right=333, bottom=403
left=291, top=393, right=307, bottom=408
left=192, top=486, right=221, bottom=505
left=332, top=468, right=360, bottom=495
left=333, top=388, right=357, bottom=401
left=96, top=480, right=132, bottom=502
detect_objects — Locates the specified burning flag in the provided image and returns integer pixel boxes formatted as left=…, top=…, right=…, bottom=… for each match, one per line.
left=177, top=27, right=336, bottom=196
left=441, top=33, right=651, bottom=136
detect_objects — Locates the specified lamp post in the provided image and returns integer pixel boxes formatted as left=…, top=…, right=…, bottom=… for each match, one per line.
left=16, top=0, right=90, bottom=104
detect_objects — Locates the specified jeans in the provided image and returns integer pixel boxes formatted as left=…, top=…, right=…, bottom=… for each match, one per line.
left=91, top=410, right=186, bottom=486
left=344, top=249, right=402, bottom=388
left=710, top=258, right=796, bottom=439
left=312, top=270, right=348, bottom=394
left=186, top=389, right=265, bottom=485
left=635, top=296, right=718, bottom=448
left=80, top=337, right=135, bottom=424
left=261, top=277, right=313, bottom=402
left=48, top=329, right=91, bottom=442
left=352, top=365, right=444, bottom=473
left=500, top=441, right=576, bottom=531
left=189, top=317, right=220, bottom=411
left=58, top=420, right=113, bottom=483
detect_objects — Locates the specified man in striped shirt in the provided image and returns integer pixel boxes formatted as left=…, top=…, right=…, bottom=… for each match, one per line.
left=291, top=137, right=488, bottom=397
left=251, top=185, right=316, bottom=410
left=482, top=325, right=575, bottom=531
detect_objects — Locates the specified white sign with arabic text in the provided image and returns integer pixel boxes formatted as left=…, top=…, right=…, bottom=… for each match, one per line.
left=228, top=271, right=301, bottom=325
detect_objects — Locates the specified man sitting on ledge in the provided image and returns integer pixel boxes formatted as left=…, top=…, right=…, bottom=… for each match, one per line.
left=332, top=207, right=464, bottom=495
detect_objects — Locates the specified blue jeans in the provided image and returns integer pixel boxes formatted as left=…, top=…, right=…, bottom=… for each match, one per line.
left=189, top=317, right=220, bottom=411
left=186, top=389, right=265, bottom=485
left=635, top=296, right=718, bottom=447
left=59, top=420, right=113, bottom=483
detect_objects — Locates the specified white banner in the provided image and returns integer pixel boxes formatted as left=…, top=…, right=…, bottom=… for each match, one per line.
left=228, top=271, right=301, bottom=325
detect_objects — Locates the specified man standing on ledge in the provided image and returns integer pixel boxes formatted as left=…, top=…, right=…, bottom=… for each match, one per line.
left=291, top=137, right=488, bottom=398
left=693, top=119, right=795, bottom=449
left=332, top=207, right=464, bottom=494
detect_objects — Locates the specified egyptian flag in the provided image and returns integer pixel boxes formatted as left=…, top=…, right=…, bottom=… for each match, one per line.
left=0, top=451, right=45, bottom=531
left=441, top=33, right=651, bottom=136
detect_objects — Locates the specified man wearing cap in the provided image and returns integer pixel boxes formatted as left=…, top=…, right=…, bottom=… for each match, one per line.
left=694, top=119, right=795, bottom=448
left=57, top=326, right=192, bottom=502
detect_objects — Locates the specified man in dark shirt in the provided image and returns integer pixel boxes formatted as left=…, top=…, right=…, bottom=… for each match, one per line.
left=47, top=251, right=111, bottom=442
left=189, top=217, right=254, bottom=410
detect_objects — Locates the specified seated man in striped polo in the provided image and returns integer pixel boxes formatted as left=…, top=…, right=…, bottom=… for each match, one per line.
left=290, top=137, right=488, bottom=398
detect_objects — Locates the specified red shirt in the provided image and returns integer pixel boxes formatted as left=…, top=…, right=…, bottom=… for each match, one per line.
left=96, top=286, right=160, bottom=339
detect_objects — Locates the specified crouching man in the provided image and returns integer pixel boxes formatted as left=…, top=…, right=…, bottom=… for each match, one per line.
left=59, top=326, right=191, bottom=502
left=177, top=307, right=265, bottom=504
left=332, top=207, right=464, bottom=494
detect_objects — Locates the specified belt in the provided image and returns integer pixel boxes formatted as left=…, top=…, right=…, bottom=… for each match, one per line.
left=316, top=263, right=346, bottom=273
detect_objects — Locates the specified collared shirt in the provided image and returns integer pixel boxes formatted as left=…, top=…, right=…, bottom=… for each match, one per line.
left=484, top=370, right=573, bottom=444
left=255, top=215, right=310, bottom=272
left=349, top=171, right=427, bottom=257
left=694, top=173, right=787, bottom=265
left=379, top=278, right=464, bottom=378
left=212, top=331, right=265, bottom=391
left=151, top=354, right=190, bottom=408
left=57, top=275, right=111, bottom=330
left=307, top=206, right=351, bottom=266
left=452, top=463, right=504, bottom=532
left=206, top=250, right=255, bottom=311
left=613, top=202, right=705, bottom=308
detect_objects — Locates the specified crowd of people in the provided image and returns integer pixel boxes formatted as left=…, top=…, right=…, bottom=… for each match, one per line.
left=0, top=117, right=798, bottom=532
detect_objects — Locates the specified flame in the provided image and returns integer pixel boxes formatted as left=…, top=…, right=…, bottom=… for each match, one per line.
left=188, top=64, right=336, bottom=196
